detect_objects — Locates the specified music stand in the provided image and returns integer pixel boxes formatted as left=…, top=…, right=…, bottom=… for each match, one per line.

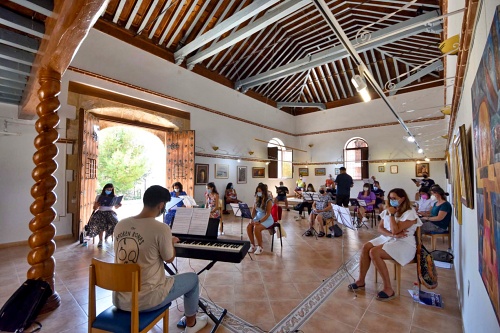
left=332, top=204, right=358, bottom=295
left=301, top=192, right=321, bottom=239
left=236, top=203, right=253, bottom=240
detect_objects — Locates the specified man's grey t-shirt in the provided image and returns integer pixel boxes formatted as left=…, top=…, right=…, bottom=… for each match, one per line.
left=335, top=173, right=353, bottom=196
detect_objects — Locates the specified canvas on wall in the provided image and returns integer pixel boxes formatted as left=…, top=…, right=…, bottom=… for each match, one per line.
left=471, top=5, right=500, bottom=324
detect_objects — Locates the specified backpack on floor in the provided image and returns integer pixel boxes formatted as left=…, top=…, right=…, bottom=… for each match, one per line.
left=329, top=224, right=343, bottom=237
left=0, top=279, right=52, bottom=332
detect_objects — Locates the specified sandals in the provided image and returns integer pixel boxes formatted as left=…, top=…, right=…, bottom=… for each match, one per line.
left=376, top=290, right=396, bottom=302
left=304, top=230, right=313, bottom=237
left=347, top=283, right=365, bottom=291
left=318, top=231, right=325, bottom=237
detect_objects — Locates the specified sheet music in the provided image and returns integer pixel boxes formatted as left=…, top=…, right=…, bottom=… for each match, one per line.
left=230, top=203, right=241, bottom=217
left=165, top=197, right=183, bottom=211
left=358, top=200, right=367, bottom=207
left=180, top=195, right=198, bottom=207
left=332, top=204, right=356, bottom=230
left=303, top=192, right=320, bottom=201
left=171, top=208, right=211, bottom=236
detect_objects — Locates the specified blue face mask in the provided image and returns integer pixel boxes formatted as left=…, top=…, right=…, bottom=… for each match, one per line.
left=207, top=189, right=212, bottom=194
left=105, top=190, right=112, bottom=195
left=390, top=199, right=399, bottom=207
left=256, top=192, right=263, bottom=197
left=373, top=186, right=378, bottom=191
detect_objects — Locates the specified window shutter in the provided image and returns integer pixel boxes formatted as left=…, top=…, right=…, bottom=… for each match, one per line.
left=361, top=147, right=369, bottom=179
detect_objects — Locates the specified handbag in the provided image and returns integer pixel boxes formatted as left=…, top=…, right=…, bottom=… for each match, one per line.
left=431, top=250, right=454, bottom=263
left=417, top=244, right=438, bottom=289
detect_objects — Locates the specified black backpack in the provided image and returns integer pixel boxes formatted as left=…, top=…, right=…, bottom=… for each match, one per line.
left=0, top=279, right=52, bottom=332
left=329, top=224, right=343, bottom=237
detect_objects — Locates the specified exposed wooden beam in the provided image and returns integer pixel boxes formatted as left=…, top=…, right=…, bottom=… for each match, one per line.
left=89, top=112, right=175, bottom=132
left=19, top=0, right=110, bottom=118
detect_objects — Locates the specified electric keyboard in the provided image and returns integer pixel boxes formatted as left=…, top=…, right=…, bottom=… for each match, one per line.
left=174, top=236, right=250, bottom=263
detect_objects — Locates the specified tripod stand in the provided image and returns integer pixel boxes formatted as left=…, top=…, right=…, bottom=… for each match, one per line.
left=332, top=204, right=358, bottom=294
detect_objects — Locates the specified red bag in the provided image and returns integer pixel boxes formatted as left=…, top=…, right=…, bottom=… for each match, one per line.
left=271, top=204, right=282, bottom=222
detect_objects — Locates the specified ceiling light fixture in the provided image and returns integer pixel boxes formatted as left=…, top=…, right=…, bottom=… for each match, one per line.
left=212, top=146, right=219, bottom=151
left=418, top=148, right=424, bottom=154
left=407, top=136, right=415, bottom=143
left=424, top=157, right=430, bottom=162
left=237, top=159, right=241, bottom=163
left=351, top=74, right=371, bottom=102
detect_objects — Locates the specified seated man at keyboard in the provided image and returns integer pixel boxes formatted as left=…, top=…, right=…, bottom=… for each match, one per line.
left=113, top=185, right=208, bottom=333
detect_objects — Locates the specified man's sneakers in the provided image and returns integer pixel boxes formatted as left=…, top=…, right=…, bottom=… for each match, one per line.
left=184, top=315, right=208, bottom=333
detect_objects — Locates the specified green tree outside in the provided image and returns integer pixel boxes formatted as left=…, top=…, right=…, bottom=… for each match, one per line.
left=97, top=127, right=150, bottom=196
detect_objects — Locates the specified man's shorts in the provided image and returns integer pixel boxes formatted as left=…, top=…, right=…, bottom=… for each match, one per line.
left=276, top=195, right=287, bottom=201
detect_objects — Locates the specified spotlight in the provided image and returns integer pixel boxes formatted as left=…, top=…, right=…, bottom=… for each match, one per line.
left=424, top=157, right=430, bottom=162
left=351, top=75, right=371, bottom=102
left=237, top=159, right=241, bottom=163
left=407, top=136, right=415, bottom=143
left=418, top=148, right=424, bottom=154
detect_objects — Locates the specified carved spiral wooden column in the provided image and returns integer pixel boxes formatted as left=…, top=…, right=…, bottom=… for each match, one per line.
left=27, top=67, right=61, bottom=311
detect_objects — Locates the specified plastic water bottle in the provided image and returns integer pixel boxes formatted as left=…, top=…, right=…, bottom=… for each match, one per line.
left=412, top=282, right=420, bottom=301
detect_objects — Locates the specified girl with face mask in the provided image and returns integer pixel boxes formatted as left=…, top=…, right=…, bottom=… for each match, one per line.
left=348, top=188, right=422, bottom=302
left=87, top=183, right=122, bottom=248
left=205, top=182, right=220, bottom=220
left=163, top=182, right=187, bottom=226
left=247, top=183, right=275, bottom=255
left=223, top=182, right=241, bottom=214
left=356, top=183, right=376, bottom=224
left=415, top=187, right=435, bottom=217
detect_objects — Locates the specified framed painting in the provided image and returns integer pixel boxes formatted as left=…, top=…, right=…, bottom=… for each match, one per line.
left=299, top=168, right=309, bottom=176
left=195, top=164, right=209, bottom=185
left=315, top=168, right=326, bottom=176
left=471, top=7, right=500, bottom=323
left=237, top=166, right=247, bottom=184
left=215, top=164, right=229, bottom=179
left=415, top=163, right=430, bottom=177
left=252, top=167, right=265, bottom=178
left=378, top=166, right=385, bottom=173
left=390, top=165, right=398, bottom=174
left=334, top=168, right=341, bottom=175
left=453, top=134, right=462, bottom=225
left=459, top=125, right=474, bottom=208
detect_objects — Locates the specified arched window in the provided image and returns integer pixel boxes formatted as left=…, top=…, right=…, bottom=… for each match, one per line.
left=344, top=138, right=369, bottom=180
left=268, top=138, right=292, bottom=179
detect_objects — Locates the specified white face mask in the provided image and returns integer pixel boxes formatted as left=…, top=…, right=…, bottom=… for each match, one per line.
left=174, top=188, right=180, bottom=192
left=430, top=195, right=437, bottom=201
left=363, top=187, right=369, bottom=191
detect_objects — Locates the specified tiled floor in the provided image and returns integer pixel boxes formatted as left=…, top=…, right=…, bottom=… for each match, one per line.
left=0, top=210, right=463, bottom=332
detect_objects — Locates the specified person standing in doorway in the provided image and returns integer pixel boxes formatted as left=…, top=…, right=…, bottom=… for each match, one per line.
left=335, top=167, right=353, bottom=207
left=87, top=183, right=122, bottom=248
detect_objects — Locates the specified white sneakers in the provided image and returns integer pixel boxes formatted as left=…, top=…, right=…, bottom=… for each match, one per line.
left=184, top=315, right=208, bottom=333
left=362, top=217, right=368, bottom=222
left=248, top=245, right=263, bottom=255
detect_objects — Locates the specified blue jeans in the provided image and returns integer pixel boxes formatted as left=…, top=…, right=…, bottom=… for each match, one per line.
left=143, top=272, right=199, bottom=316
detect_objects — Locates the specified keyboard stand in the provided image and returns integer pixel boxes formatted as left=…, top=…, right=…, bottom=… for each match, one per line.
left=164, top=260, right=227, bottom=333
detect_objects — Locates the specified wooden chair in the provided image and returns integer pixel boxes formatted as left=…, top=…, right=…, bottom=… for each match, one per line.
left=375, top=227, right=421, bottom=296
left=88, top=258, right=171, bottom=333
left=423, top=230, right=451, bottom=250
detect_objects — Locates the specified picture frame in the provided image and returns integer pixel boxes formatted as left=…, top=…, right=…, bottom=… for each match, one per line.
left=390, top=165, right=398, bottom=174
left=315, top=168, right=326, bottom=176
left=378, top=166, right=385, bottom=172
left=415, top=163, right=430, bottom=177
left=237, top=166, right=247, bottom=184
left=334, top=168, right=341, bottom=175
left=459, top=125, right=474, bottom=208
left=195, top=164, right=209, bottom=185
left=215, top=164, right=229, bottom=179
left=298, top=168, right=309, bottom=176
left=452, top=134, right=462, bottom=225
left=252, top=167, right=265, bottom=178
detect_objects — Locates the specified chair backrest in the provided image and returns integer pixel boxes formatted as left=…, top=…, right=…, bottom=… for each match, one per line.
left=89, top=258, right=142, bottom=332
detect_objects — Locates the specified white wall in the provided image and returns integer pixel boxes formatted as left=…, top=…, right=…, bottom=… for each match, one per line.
left=448, top=0, right=500, bottom=332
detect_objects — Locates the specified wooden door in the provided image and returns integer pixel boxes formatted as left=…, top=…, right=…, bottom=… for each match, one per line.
left=165, top=130, right=195, bottom=196
left=78, top=109, right=99, bottom=232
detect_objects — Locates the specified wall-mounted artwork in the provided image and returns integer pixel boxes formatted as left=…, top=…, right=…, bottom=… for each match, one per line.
left=390, top=165, right=398, bottom=174
left=315, top=168, right=326, bottom=176
left=195, top=164, right=209, bottom=185
left=298, top=168, right=309, bottom=176
left=458, top=125, right=474, bottom=208
left=471, top=6, right=500, bottom=325
left=237, top=166, right=247, bottom=184
left=415, top=163, right=429, bottom=177
left=378, top=166, right=385, bottom=172
left=452, top=135, right=462, bottom=225
left=334, top=168, right=341, bottom=175
left=215, top=164, right=229, bottom=179
left=252, top=167, right=265, bottom=178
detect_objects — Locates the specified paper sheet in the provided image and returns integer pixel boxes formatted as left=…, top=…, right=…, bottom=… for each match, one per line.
left=171, top=208, right=211, bottom=236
